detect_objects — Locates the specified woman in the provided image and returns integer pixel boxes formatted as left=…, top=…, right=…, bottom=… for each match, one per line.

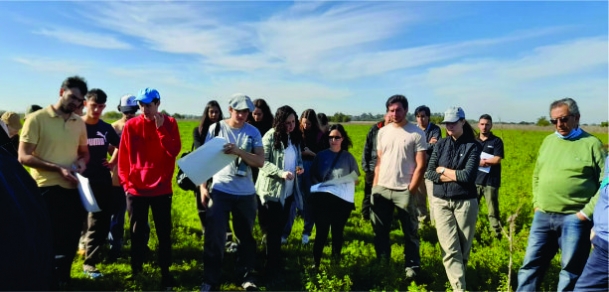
left=246, top=98, right=274, bottom=239
left=247, top=99, right=274, bottom=141
left=255, top=105, right=304, bottom=272
left=424, top=107, right=481, bottom=291
left=309, top=124, right=360, bottom=268
left=193, top=101, right=223, bottom=231
left=283, top=109, right=324, bottom=244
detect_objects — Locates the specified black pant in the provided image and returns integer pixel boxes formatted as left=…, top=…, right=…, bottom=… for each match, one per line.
left=264, top=196, right=294, bottom=271
left=126, top=193, right=173, bottom=275
left=361, top=171, right=375, bottom=219
left=203, top=190, right=257, bottom=285
left=83, top=183, right=114, bottom=267
left=310, top=192, right=353, bottom=266
left=40, top=186, right=87, bottom=284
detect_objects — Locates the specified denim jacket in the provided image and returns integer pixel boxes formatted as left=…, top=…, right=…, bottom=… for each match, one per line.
left=255, top=128, right=304, bottom=207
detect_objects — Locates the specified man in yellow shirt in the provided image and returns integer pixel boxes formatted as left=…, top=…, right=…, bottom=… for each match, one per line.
left=18, top=76, right=90, bottom=289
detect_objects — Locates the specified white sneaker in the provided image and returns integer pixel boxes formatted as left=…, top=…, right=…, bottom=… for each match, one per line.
left=281, top=237, right=288, bottom=244
left=242, top=281, right=258, bottom=291
left=302, top=234, right=310, bottom=244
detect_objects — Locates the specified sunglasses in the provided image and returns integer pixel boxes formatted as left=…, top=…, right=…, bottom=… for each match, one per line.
left=550, top=115, right=573, bottom=125
left=328, top=136, right=343, bottom=141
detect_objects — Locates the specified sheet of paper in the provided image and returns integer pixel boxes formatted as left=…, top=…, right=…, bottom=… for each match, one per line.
left=177, top=137, right=235, bottom=186
left=310, top=171, right=359, bottom=192
left=76, top=173, right=101, bottom=213
left=478, top=152, right=494, bottom=173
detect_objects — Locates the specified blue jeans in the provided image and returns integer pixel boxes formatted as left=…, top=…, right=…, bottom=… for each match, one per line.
left=517, top=211, right=591, bottom=291
left=574, top=236, right=608, bottom=291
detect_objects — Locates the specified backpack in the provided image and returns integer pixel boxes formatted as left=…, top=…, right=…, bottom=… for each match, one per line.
left=176, top=123, right=221, bottom=191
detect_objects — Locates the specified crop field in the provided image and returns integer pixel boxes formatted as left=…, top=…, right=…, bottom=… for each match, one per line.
left=69, top=121, right=607, bottom=291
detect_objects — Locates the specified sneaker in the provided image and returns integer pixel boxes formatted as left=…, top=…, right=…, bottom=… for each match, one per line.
left=242, top=281, right=259, bottom=291
left=225, top=241, right=238, bottom=253
left=281, top=237, right=288, bottom=244
left=405, top=267, right=418, bottom=280
left=83, top=265, right=103, bottom=279
left=301, top=234, right=310, bottom=245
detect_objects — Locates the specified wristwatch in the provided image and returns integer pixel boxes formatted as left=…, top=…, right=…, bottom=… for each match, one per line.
left=440, top=167, right=446, bottom=175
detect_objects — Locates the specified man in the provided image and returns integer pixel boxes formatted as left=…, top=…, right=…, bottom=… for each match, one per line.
left=0, top=111, right=20, bottom=158
left=475, top=114, right=504, bottom=239
left=81, top=89, right=121, bottom=278
left=200, top=94, right=264, bottom=292
left=18, top=76, right=90, bottom=288
left=361, top=113, right=390, bottom=220
left=371, top=94, right=427, bottom=279
left=108, top=94, right=140, bottom=262
left=414, top=105, right=442, bottom=225
left=118, top=88, right=181, bottom=289
left=517, top=98, right=606, bottom=291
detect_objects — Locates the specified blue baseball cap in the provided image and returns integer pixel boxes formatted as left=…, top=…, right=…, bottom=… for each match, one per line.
left=135, top=88, right=161, bottom=104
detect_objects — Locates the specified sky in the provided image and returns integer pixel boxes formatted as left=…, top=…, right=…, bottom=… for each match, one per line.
left=0, top=1, right=607, bottom=124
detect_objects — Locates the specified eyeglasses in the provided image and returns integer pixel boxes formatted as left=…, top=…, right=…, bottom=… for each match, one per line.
left=328, top=136, right=343, bottom=141
left=550, top=115, right=573, bottom=125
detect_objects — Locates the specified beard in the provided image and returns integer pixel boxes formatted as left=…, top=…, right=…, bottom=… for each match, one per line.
left=59, top=103, right=75, bottom=114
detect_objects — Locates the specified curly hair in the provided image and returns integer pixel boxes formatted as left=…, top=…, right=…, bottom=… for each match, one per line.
left=272, top=105, right=302, bottom=150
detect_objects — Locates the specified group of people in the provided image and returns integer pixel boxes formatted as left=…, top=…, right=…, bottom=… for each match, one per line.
left=1, top=74, right=607, bottom=292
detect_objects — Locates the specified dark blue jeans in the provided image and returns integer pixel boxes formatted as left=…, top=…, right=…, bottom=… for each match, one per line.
left=574, top=235, right=608, bottom=291
left=517, top=211, right=591, bottom=291
left=203, top=190, right=257, bottom=285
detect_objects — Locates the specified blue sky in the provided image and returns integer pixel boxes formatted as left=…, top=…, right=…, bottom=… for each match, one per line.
left=0, top=1, right=607, bottom=123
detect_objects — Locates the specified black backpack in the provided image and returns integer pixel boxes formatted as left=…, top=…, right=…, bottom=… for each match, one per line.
left=176, top=123, right=221, bottom=191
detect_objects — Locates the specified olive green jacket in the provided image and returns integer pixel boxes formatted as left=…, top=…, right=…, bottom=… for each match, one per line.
left=255, top=128, right=304, bottom=207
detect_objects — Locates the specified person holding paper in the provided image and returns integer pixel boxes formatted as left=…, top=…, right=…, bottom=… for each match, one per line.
left=371, top=95, right=426, bottom=280
left=424, top=106, right=481, bottom=291
left=118, top=88, right=181, bottom=289
left=192, top=100, right=224, bottom=233
left=309, top=124, right=360, bottom=269
left=199, top=94, right=264, bottom=292
left=475, top=114, right=504, bottom=240
left=18, top=76, right=90, bottom=289
left=414, top=105, right=442, bottom=226
left=255, top=105, right=304, bottom=278
left=80, top=89, right=121, bottom=278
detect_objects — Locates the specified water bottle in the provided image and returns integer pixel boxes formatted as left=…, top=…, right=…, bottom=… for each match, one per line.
left=236, top=136, right=252, bottom=177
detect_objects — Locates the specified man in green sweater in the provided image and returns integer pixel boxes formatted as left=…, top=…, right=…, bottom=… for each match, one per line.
left=517, top=98, right=606, bottom=292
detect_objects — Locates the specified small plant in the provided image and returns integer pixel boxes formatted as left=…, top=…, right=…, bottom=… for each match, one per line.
left=305, top=270, right=353, bottom=292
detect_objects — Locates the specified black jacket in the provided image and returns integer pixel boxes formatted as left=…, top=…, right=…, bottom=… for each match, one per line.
left=425, top=135, right=481, bottom=200
left=361, top=120, right=386, bottom=173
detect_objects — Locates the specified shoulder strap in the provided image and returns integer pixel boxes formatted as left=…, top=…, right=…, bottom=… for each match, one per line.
left=214, top=121, right=222, bottom=137
left=323, top=150, right=343, bottom=182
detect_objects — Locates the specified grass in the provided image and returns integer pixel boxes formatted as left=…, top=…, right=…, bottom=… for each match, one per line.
left=68, top=121, right=608, bottom=291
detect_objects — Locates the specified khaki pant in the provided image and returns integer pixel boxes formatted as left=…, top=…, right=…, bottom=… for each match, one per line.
left=415, top=179, right=435, bottom=225
left=433, top=197, right=478, bottom=291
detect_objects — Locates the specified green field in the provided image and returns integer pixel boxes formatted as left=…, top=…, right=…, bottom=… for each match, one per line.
left=69, top=122, right=608, bottom=291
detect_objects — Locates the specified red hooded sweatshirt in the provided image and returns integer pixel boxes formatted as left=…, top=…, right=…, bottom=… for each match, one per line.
left=118, top=114, right=181, bottom=196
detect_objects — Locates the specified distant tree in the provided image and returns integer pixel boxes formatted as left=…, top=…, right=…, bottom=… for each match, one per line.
left=536, top=116, right=551, bottom=126
left=103, top=111, right=122, bottom=120
left=330, top=112, right=351, bottom=123
left=601, top=121, right=608, bottom=127
left=161, top=110, right=169, bottom=116
left=173, top=113, right=184, bottom=119
left=430, top=113, right=444, bottom=125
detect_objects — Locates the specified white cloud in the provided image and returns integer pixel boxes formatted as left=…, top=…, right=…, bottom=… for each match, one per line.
left=12, top=57, right=87, bottom=73
left=34, top=28, right=132, bottom=49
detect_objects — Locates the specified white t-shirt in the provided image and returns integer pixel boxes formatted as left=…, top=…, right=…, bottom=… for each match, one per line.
left=376, top=122, right=427, bottom=190
left=283, top=140, right=297, bottom=198
left=205, top=120, right=263, bottom=195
